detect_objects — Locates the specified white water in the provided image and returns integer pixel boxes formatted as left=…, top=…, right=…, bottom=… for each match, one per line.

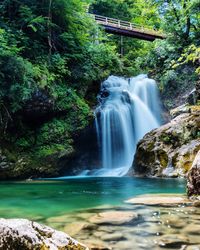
left=84, top=74, right=161, bottom=177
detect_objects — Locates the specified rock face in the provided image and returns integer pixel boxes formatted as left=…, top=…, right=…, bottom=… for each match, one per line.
left=0, top=218, right=88, bottom=250
left=187, top=151, right=200, bottom=197
left=130, top=109, right=200, bottom=177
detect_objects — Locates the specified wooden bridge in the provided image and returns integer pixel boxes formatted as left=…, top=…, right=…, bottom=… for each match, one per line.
left=91, top=14, right=165, bottom=42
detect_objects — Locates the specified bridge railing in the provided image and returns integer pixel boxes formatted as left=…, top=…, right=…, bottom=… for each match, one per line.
left=90, top=14, right=163, bottom=37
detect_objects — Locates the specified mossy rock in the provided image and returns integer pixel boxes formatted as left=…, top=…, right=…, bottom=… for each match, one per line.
left=157, top=150, right=168, bottom=168
left=132, top=110, right=200, bottom=177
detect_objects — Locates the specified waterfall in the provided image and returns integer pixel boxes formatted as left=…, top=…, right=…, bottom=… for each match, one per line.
left=81, top=74, right=161, bottom=177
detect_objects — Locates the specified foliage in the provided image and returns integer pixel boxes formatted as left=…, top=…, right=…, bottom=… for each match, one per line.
left=172, top=45, right=200, bottom=74
left=0, top=0, right=122, bottom=169
left=90, top=0, right=161, bottom=75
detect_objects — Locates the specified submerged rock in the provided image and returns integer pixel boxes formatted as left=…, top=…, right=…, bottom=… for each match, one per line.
left=129, top=109, right=200, bottom=177
left=88, top=211, right=139, bottom=226
left=125, top=194, right=191, bottom=207
left=183, top=224, right=200, bottom=235
left=158, top=234, right=190, bottom=248
left=0, top=218, right=88, bottom=250
left=101, top=232, right=126, bottom=241
left=184, top=245, right=200, bottom=250
left=187, top=151, right=200, bottom=197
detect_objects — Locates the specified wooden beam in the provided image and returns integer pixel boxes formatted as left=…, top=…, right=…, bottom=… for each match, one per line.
left=103, top=25, right=164, bottom=41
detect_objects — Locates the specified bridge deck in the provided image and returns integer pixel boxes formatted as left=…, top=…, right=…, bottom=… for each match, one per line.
left=92, top=14, right=165, bottom=41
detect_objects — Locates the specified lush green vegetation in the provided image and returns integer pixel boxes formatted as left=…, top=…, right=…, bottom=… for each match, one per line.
left=91, top=0, right=200, bottom=108
left=0, top=0, right=122, bottom=178
left=0, top=0, right=199, bottom=178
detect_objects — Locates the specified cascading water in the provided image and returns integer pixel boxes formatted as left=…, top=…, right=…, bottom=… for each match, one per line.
left=92, top=74, right=161, bottom=177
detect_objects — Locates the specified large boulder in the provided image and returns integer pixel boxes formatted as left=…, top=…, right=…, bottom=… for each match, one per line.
left=187, top=151, right=200, bottom=197
left=0, top=218, right=88, bottom=250
left=129, top=108, right=200, bottom=177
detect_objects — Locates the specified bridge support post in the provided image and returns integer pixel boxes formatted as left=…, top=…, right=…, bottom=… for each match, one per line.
left=120, top=35, right=124, bottom=56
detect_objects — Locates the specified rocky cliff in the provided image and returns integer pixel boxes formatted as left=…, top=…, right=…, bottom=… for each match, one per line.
left=129, top=106, right=200, bottom=177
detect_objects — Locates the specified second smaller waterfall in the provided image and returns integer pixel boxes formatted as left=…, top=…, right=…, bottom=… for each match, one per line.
left=94, top=74, right=161, bottom=176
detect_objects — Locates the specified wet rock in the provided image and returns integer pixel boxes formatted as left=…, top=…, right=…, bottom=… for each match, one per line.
left=158, top=234, right=190, bottom=248
left=130, top=111, right=200, bottom=177
left=88, top=211, right=139, bottom=226
left=183, top=224, right=200, bottom=235
left=89, top=244, right=112, bottom=250
left=97, top=226, right=115, bottom=233
left=193, top=200, right=200, bottom=207
left=0, top=218, right=88, bottom=250
left=187, top=151, right=200, bottom=197
left=184, top=245, right=200, bottom=250
left=83, top=223, right=98, bottom=231
left=170, top=104, right=190, bottom=118
left=64, top=222, right=88, bottom=236
left=160, top=214, right=186, bottom=229
left=101, top=232, right=126, bottom=241
left=125, top=194, right=191, bottom=207
left=93, top=231, right=105, bottom=238
left=173, top=140, right=200, bottom=174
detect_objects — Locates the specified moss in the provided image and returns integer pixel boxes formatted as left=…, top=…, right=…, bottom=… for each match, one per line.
left=157, top=150, right=168, bottom=168
left=15, top=137, right=34, bottom=149
left=161, top=135, right=171, bottom=143
left=6, top=90, right=93, bottom=176
left=159, top=133, right=179, bottom=145
left=172, top=152, right=179, bottom=167
left=146, top=141, right=155, bottom=151
left=182, top=161, right=192, bottom=173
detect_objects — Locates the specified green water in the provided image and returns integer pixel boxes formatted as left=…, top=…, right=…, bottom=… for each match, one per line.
left=0, top=177, right=186, bottom=221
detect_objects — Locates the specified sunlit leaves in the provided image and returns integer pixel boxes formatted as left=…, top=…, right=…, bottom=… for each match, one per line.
left=172, top=44, right=200, bottom=74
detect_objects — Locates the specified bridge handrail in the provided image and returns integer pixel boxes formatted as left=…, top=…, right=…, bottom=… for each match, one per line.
left=90, top=14, right=163, bottom=37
